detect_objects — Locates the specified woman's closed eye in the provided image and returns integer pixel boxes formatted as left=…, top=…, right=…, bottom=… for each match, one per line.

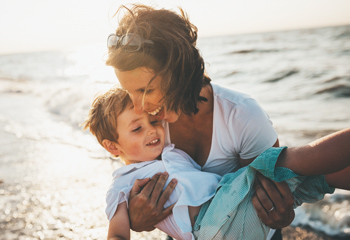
left=140, top=88, right=154, bottom=94
left=151, top=121, right=157, bottom=126
left=149, top=115, right=161, bottom=125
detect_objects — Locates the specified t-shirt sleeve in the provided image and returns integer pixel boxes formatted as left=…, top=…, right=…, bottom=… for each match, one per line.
left=231, top=97, right=278, bottom=160
left=105, top=185, right=132, bottom=221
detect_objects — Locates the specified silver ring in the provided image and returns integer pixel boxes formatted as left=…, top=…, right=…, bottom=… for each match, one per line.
left=268, top=206, right=275, bottom=212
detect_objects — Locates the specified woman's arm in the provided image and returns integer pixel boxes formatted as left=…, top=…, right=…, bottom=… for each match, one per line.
left=128, top=172, right=177, bottom=232
left=107, top=202, right=130, bottom=240
left=243, top=139, right=295, bottom=229
left=252, top=173, right=295, bottom=229
left=325, top=166, right=350, bottom=189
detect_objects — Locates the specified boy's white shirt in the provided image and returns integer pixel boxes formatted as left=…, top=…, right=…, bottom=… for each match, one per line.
left=106, top=144, right=222, bottom=240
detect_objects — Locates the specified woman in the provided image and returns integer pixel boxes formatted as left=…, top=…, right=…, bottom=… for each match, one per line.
left=106, top=4, right=294, bottom=239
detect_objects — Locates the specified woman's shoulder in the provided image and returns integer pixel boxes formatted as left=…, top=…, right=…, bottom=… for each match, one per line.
left=211, top=83, right=253, bottom=104
left=210, top=83, right=261, bottom=113
left=210, top=83, right=272, bottom=131
left=198, top=83, right=256, bottom=117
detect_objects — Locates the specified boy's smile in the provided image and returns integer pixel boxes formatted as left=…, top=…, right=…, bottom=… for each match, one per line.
left=114, top=103, right=165, bottom=164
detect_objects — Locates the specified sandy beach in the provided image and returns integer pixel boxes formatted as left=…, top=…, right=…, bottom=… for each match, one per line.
left=1, top=83, right=348, bottom=239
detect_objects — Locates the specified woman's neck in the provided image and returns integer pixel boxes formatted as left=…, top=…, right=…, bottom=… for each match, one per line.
left=169, top=84, right=214, bottom=166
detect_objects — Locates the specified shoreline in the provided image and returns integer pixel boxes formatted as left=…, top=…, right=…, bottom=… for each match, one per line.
left=282, top=226, right=349, bottom=240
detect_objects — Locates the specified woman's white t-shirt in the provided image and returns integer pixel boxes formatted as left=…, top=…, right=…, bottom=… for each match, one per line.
left=164, top=83, right=278, bottom=239
left=164, top=83, right=278, bottom=176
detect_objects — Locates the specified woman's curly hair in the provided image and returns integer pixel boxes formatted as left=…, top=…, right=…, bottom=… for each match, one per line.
left=106, top=4, right=210, bottom=115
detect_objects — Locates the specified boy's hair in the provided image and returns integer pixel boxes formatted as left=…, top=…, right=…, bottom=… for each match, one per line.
left=106, top=4, right=210, bottom=116
left=82, top=86, right=132, bottom=147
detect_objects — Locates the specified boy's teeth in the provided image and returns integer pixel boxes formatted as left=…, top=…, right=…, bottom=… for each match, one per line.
left=148, top=106, right=162, bottom=116
left=148, top=139, right=159, bottom=145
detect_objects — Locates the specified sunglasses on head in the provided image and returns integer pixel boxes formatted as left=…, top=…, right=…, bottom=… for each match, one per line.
left=107, top=33, right=154, bottom=52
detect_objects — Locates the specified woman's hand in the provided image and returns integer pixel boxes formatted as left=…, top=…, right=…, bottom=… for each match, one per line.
left=252, top=172, right=295, bottom=229
left=128, top=172, right=177, bottom=232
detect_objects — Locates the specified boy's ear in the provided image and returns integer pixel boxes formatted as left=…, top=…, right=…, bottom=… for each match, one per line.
left=102, top=139, right=121, bottom=156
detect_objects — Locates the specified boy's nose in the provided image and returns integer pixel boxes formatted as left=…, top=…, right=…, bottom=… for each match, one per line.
left=147, top=125, right=156, bottom=136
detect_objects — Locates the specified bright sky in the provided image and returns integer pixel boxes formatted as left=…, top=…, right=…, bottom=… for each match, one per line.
left=1, top=0, right=350, bottom=55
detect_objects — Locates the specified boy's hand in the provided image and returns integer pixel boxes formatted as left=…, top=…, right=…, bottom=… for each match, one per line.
left=252, top=173, right=295, bottom=229
left=128, top=172, right=177, bottom=232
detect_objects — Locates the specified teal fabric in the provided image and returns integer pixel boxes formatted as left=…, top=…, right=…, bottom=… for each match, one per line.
left=193, top=147, right=335, bottom=240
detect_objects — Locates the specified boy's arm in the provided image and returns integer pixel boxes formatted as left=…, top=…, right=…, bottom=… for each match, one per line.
left=107, top=202, right=130, bottom=240
left=276, top=128, right=350, bottom=182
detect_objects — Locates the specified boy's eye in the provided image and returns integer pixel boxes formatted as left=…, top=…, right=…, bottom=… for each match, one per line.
left=132, top=126, right=141, bottom=132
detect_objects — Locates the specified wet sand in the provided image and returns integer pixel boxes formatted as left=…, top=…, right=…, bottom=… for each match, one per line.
left=281, top=226, right=349, bottom=240
left=0, top=89, right=346, bottom=240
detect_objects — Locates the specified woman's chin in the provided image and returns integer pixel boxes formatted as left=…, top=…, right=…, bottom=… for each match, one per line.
left=163, top=112, right=180, bottom=123
left=152, top=107, right=179, bottom=123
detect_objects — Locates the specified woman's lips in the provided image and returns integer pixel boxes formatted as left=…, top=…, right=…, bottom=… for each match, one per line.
left=147, top=106, right=162, bottom=116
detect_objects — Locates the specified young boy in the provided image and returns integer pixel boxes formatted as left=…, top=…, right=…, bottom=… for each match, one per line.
left=82, top=86, right=350, bottom=240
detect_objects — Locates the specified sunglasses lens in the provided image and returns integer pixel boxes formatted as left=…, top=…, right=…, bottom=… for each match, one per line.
left=107, top=34, right=119, bottom=48
left=107, top=33, right=153, bottom=52
left=120, top=34, right=141, bottom=52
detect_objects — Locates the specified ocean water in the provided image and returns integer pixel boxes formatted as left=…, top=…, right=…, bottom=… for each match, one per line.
left=0, top=25, right=349, bottom=239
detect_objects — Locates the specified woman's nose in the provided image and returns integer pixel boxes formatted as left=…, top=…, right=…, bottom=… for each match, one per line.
left=133, top=103, right=144, bottom=114
left=129, top=94, right=144, bottom=114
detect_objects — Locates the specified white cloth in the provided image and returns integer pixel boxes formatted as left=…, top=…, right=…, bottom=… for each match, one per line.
left=165, top=83, right=278, bottom=176
left=193, top=147, right=334, bottom=240
left=105, top=145, right=222, bottom=240
left=164, top=83, right=278, bottom=238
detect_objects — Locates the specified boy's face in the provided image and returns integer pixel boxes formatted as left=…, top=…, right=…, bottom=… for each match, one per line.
left=115, top=103, right=165, bottom=164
